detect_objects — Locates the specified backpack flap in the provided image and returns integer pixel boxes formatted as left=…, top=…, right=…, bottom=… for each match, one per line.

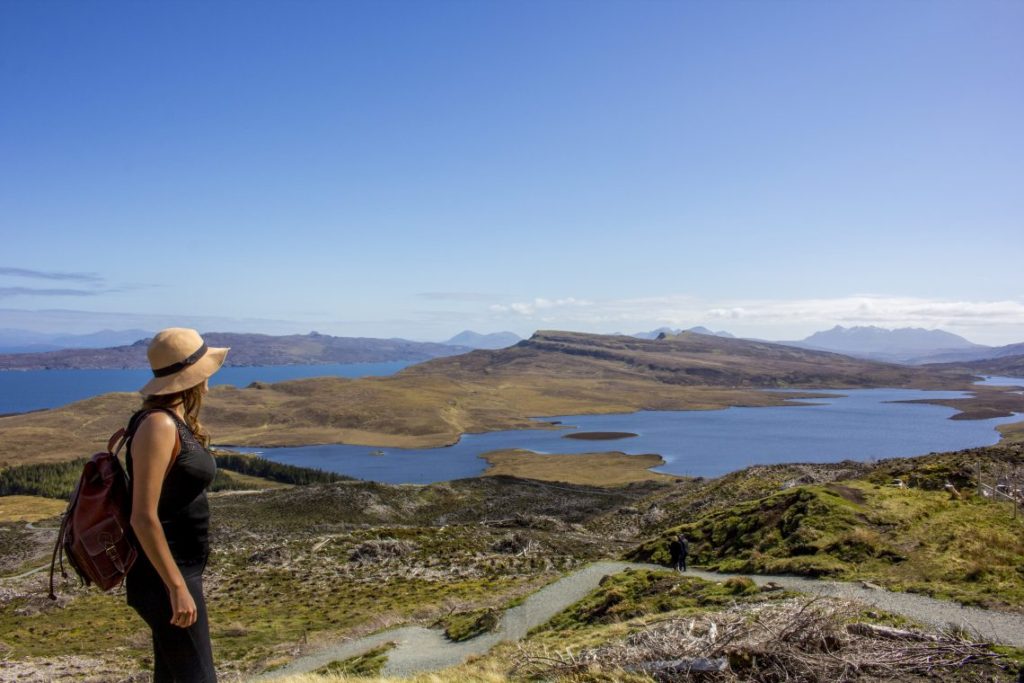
left=75, top=516, right=137, bottom=584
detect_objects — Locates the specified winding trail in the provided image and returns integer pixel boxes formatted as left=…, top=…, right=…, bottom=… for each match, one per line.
left=257, top=562, right=1024, bottom=679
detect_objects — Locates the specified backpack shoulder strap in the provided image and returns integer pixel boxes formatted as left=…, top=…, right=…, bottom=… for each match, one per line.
left=126, top=408, right=182, bottom=472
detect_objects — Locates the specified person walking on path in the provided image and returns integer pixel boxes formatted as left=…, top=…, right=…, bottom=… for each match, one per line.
left=126, top=328, right=229, bottom=683
left=676, top=533, right=689, bottom=572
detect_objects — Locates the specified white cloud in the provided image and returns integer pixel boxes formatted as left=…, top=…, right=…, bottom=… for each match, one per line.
left=491, top=297, right=592, bottom=316
left=482, top=294, right=1024, bottom=343
left=703, top=296, right=1024, bottom=328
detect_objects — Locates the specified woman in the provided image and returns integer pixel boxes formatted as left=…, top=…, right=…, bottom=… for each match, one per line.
left=126, top=327, right=229, bottom=683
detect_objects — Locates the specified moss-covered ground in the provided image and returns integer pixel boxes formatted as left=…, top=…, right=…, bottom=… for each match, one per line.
left=3, top=444, right=1023, bottom=680
left=530, top=568, right=785, bottom=641
left=629, top=472, right=1024, bottom=609
left=314, top=642, right=395, bottom=677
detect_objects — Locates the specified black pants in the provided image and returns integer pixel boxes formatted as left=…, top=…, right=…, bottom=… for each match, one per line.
left=126, top=555, right=216, bottom=683
left=676, top=554, right=687, bottom=571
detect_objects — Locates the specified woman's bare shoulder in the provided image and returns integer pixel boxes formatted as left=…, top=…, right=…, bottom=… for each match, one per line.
left=134, top=410, right=178, bottom=439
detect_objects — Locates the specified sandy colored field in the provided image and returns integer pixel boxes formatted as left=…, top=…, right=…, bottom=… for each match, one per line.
left=480, top=449, right=676, bottom=486
left=0, top=495, right=65, bottom=522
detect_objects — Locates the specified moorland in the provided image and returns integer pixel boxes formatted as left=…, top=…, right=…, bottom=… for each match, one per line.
left=2, top=330, right=1024, bottom=681
left=1, top=443, right=1023, bottom=681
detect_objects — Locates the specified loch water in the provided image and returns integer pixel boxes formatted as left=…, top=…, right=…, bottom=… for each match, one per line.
left=0, top=361, right=415, bottom=414
left=235, top=384, right=1023, bottom=484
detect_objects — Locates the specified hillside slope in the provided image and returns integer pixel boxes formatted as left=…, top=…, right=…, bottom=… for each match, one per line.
left=406, top=330, right=972, bottom=389
left=930, top=353, right=1024, bottom=378
left=0, top=331, right=468, bottom=370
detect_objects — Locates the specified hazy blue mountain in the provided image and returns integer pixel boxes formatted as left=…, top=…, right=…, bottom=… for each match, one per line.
left=782, top=325, right=988, bottom=363
left=444, top=330, right=522, bottom=349
left=635, top=326, right=735, bottom=340
left=687, top=326, right=736, bottom=338
left=0, top=328, right=152, bottom=354
left=633, top=327, right=680, bottom=340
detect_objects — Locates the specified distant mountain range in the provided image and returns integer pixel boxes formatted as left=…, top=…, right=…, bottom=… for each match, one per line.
left=0, top=328, right=154, bottom=354
left=0, top=331, right=470, bottom=370
left=2, top=324, right=1020, bottom=371
left=633, top=326, right=735, bottom=340
left=444, top=330, right=522, bottom=349
left=778, top=325, right=1021, bottom=365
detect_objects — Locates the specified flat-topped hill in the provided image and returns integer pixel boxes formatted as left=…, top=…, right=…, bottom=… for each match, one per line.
left=403, top=330, right=974, bottom=389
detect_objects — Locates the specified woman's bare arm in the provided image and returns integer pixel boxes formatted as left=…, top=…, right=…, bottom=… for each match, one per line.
left=128, top=412, right=197, bottom=628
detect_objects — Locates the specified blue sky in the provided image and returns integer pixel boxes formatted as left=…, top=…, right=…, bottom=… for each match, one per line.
left=2, top=0, right=1022, bottom=344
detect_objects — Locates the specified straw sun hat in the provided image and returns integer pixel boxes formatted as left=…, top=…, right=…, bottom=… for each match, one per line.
left=139, top=328, right=229, bottom=396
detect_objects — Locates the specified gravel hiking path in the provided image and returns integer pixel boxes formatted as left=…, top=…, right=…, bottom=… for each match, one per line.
left=256, top=561, right=1024, bottom=680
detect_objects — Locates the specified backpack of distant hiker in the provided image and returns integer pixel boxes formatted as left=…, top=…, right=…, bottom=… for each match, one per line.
left=48, top=409, right=178, bottom=599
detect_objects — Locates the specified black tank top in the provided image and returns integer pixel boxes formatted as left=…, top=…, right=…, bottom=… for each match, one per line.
left=126, top=408, right=217, bottom=562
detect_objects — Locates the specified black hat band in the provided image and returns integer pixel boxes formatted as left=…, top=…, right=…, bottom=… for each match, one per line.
left=152, top=343, right=209, bottom=378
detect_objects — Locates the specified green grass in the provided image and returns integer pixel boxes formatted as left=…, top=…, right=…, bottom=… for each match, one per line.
left=314, top=643, right=395, bottom=677
left=439, top=608, right=500, bottom=642
left=532, top=568, right=782, bottom=637
left=628, top=480, right=1024, bottom=609
left=0, top=592, right=142, bottom=659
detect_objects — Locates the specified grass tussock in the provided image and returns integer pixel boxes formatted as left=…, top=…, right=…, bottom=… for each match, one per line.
left=438, top=608, right=500, bottom=642
left=532, top=569, right=787, bottom=638
left=314, top=643, right=395, bottom=677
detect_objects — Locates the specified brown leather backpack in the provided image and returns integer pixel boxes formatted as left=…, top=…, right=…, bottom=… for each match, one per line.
left=48, top=409, right=179, bottom=599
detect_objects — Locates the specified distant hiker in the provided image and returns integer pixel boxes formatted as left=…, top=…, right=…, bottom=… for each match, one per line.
left=126, top=328, right=228, bottom=683
left=676, top=533, right=689, bottom=572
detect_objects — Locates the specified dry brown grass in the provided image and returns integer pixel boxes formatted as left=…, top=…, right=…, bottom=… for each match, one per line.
left=0, top=495, right=65, bottom=522
left=998, top=420, right=1024, bottom=444
left=481, top=450, right=675, bottom=486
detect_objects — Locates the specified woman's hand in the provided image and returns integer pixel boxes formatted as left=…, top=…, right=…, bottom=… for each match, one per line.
left=169, top=585, right=198, bottom=628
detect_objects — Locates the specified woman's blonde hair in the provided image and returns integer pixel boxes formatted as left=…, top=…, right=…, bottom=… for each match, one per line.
left=141, top=381, right=210, bottom=446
